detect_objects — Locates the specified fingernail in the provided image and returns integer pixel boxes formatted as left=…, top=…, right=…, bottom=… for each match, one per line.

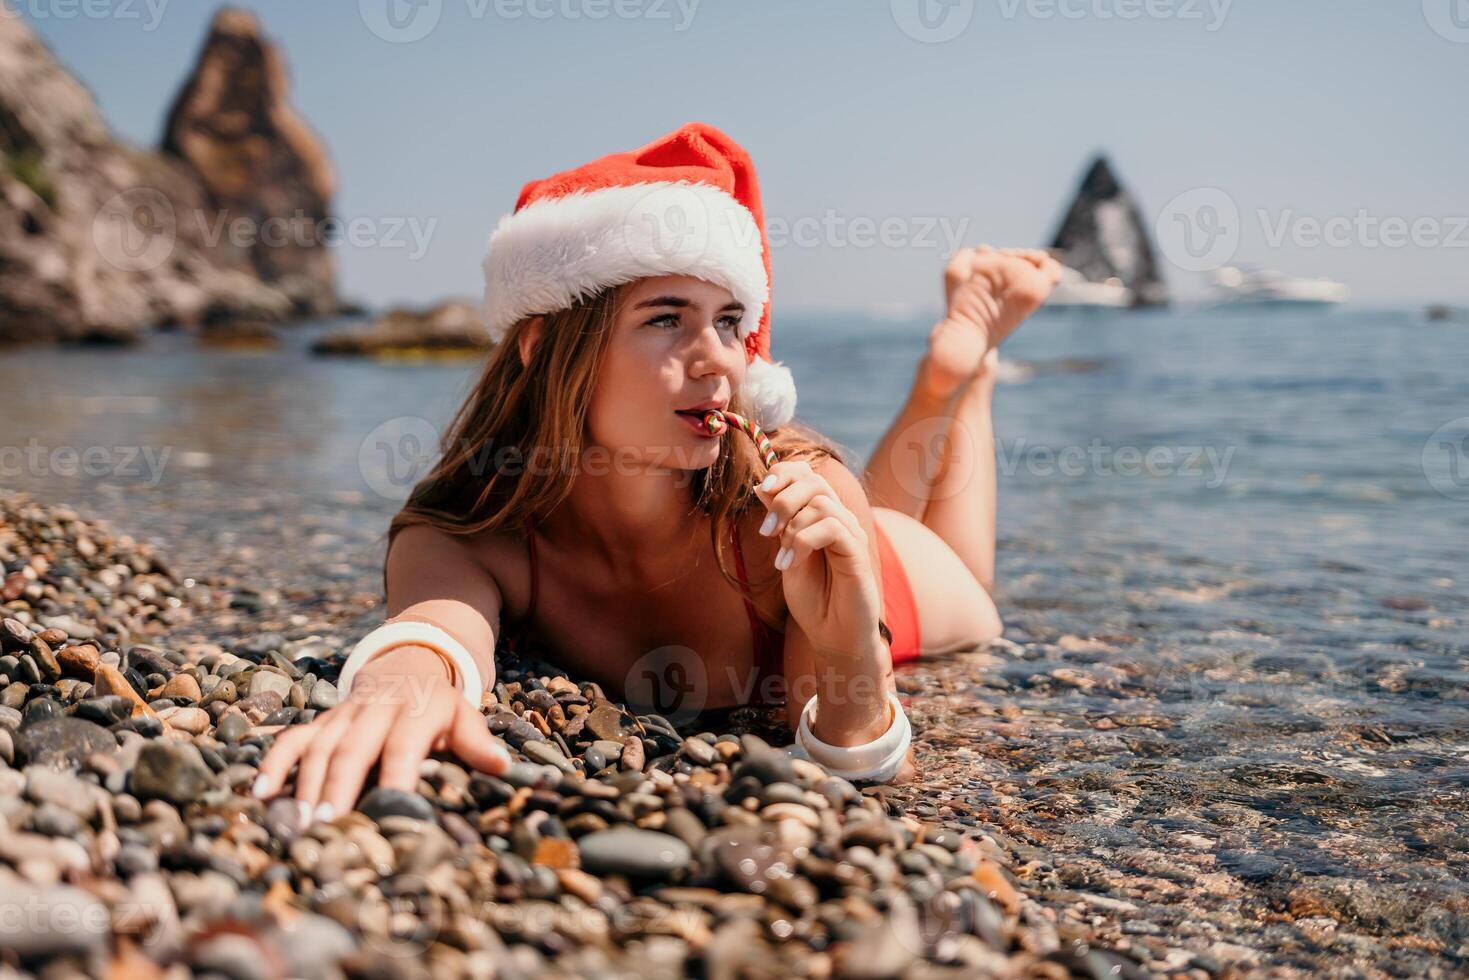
left=759, top=511, right=777, bottom=536
left=315, top=802, right=335, bottom=823
left=251, top=774, right=269, bottom=798
left=759, top=474, right=778, bottom=492
left=775, top=547, right=792, bottom=570
left=296, top=800, right=312, bottom=826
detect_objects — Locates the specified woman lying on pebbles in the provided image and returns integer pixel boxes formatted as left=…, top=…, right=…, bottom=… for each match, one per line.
left=255, top=122, right=1060, bottom=823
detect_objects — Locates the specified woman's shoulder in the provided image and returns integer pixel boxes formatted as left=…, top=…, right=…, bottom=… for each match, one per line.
left=463, top=521, right=537, bottom=620
left=390, top=520, right=534, bottom=621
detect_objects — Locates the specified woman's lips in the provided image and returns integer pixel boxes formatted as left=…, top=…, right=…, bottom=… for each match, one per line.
left=675, top=411, right=718, bottom=437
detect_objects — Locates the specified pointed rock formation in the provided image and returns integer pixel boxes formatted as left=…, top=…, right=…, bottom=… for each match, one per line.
left=0, top=3, right=338, bottom=346
left=160, top=8, right=338, bottom=318
left=1049, top=156, right=1168, bottom=308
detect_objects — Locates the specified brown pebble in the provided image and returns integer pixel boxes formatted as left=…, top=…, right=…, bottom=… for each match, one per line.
left=92, top=663, right=156, bottom=718
left=587, top=703, right=625, bottom=741
left=555, top=868, right=602, bottom=903
left=160, top=674, right=202, bottom=701
left=531, top=837, right=579, bottom=869
left=619, top=734, right=644, bottom=772
left=56, top=644, right=101, bottom=680
left=971, top=859, right=1020, bottom=914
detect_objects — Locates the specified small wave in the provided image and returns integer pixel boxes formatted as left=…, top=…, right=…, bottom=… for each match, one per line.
left=998, top=357, right=1106, bottom=383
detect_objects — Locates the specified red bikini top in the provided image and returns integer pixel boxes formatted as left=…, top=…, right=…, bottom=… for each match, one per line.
left=499, top=515, right=786, bottom=707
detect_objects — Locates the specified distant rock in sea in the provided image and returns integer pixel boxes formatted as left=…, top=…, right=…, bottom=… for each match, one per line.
left=1049, top=155, right=1168, bottom=308
left=311, top=300, right=493, bottom=357
left=0, top=6, right=344, bottom=346
left=1425, top=304, right=1468, bottom=323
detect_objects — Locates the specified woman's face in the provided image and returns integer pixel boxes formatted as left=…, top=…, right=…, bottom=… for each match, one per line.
left=587, top=274, right=748, bottom=471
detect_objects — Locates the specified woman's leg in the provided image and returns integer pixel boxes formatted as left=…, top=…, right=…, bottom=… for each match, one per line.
left=860, top=355, right=961, bottom=520
left=863, top=246, right=1059, bottom=595
left=861, top=353, right=999, bottom=593
left=911, top=353, right=999, bottom=593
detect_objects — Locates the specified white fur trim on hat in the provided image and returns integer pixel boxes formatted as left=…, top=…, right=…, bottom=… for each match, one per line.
left=741, top=354, right=797, bottom=430
left=483, top=181, right=768, bottom=343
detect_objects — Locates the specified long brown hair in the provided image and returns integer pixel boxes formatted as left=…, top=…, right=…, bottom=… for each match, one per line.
left=384, top=283, right=844, bottom=601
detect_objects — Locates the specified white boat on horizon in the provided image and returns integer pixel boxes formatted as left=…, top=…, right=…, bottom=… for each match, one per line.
left=1209, top=266, right=1349, bottom=307
left=1045, top=266, right=1135, bottom=309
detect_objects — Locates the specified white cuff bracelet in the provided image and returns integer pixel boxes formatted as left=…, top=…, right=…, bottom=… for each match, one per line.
left=337, top=621, right=483, bottom=710
left=790, top=691, right=911, bottom=783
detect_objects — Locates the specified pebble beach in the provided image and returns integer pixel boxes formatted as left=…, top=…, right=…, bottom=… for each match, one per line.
left=0, top=491, right=1141, bottom=979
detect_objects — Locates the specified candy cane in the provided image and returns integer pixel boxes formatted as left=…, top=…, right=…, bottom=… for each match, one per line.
left=701, top=409, right=777, bottom=469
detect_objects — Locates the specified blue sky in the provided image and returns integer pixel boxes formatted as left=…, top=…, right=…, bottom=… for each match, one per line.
left=16, top=0, right=1468, bottom=311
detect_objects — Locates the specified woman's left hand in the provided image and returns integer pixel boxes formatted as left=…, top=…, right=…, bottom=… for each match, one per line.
left=752, top=460, right=883, bottom=656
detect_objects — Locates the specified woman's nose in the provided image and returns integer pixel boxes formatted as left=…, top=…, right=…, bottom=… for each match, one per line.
left=687, top=321, right=737, bottom=377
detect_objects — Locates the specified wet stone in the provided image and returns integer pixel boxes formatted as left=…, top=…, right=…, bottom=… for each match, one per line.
left=358, top=786, right=436, bottom=824
left=14, top=716, right=116, bottom=768
left=131, top=740, right=220, bottom=805
left=586, top=703, right=625, bottom=741
left=578, top=828, right=691, bottom=881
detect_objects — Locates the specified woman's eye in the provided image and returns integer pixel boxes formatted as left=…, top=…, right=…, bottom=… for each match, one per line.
left=646, top=314, right=680, bottom=329
left=718, top=315, right=743, bottom=332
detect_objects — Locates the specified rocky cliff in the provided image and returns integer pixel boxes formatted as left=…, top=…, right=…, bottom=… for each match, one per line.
left=1049, top=156, right=1169, bottom=308
left=0, top=5, right=340, bottom=346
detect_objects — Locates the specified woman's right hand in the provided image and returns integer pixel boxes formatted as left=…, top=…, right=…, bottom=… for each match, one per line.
left=250, top=645, right=511, bottom=824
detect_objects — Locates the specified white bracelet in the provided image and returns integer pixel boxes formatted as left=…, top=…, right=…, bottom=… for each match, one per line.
left=789, top=691, right=911, bottom=783
left=337, top=621, right=483, bottom=710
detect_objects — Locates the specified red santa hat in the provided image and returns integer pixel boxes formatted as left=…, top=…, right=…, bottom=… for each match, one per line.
left=482, top=122, right=797, bottom=429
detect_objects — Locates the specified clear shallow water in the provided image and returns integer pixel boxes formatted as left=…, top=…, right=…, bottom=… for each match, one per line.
left=2, top=306, right=1465, bottom=677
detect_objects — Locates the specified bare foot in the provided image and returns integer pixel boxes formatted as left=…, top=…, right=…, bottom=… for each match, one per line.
left=918, top=245, right=1061, bottom=400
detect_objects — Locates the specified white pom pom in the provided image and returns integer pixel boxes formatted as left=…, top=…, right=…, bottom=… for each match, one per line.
left=740, top=355, right=797, bottom=430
